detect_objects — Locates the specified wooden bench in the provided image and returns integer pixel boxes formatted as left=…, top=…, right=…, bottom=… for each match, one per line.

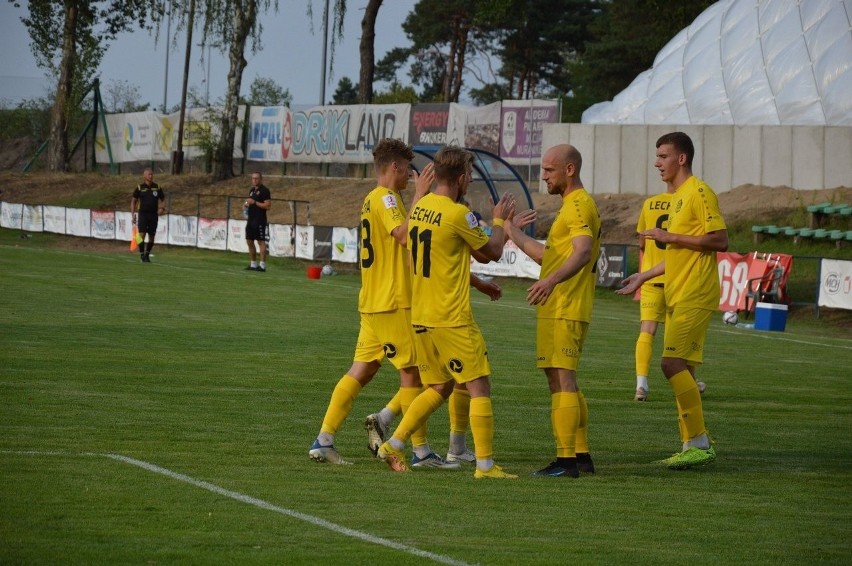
left=808, top=202, right=851, bottom=228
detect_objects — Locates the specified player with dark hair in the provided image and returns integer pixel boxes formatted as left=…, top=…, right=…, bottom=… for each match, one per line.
left=244, top=172, right=271, bottom=272
left=503, top=144, right=600, bottom=478
left=131, top=168, right=165, bottom=263
left=376, top=145, right=518, bottom=479
left=309, top=138, right=455, bottom=469
left=617, top=131, right=727, bottom=469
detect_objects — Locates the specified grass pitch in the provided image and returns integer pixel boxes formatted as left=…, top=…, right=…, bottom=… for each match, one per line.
left=1, top=230, right=851, bottom=564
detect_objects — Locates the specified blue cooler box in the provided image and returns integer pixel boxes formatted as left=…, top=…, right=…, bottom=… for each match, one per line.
left=754, top=302, right=788, bottom=331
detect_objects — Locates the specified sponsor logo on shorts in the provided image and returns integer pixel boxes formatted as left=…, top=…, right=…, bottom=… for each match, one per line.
left=448, top=359, right=464, bottom=373
left=383, top=343, right=397, bottom=358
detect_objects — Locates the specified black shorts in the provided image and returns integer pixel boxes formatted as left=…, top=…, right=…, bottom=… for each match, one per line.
left=137, top=212, right=159, bottom=236
left=246, top=222, right=269, bottom=242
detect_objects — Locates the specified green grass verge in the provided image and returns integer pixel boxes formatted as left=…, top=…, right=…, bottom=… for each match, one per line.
left=1, top=229, right=851, bottom=564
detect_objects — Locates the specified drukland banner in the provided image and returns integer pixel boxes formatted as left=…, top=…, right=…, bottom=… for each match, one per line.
left=0, top=202, right=23, bottom=229
left=22, top=204, right=44, bottom=232
left=247, top=106, right=287, bottom=161
left=281, top=104, right=411, bottom=164
left=499, top=100, right=558, bottom=164
left=91, top=210, right=116, bottom=240
left=43, top=205, right=66, bottom=234
left=168, top=215, right=198, bottom=247
left=818, top=258, right=852, bottom=311
left=447, top=102, right=501, bottom=154
left=408, top=103, right=450, bottom=147
left=96, top=107, right=245, bottom=163
left=197, top=217, right=227, bottom=251
left=331, top=227, right=359, bottom=263
left=596, top=244, right=629, bottom=288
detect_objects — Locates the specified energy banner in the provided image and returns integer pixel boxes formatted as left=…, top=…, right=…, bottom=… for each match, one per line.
left=408, top=103, right=450, bottom=147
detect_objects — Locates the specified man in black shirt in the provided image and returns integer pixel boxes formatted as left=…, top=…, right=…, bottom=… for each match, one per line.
left=131, top=169, right=165, bottom=263
left=245, top=172, right=272, bottom=271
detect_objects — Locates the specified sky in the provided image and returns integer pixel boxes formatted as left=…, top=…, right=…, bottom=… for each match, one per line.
left=0, top=0, right=431, bottom=110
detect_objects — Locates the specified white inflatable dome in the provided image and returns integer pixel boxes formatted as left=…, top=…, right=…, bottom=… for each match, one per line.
left=582, top=0, right=852, bottom=125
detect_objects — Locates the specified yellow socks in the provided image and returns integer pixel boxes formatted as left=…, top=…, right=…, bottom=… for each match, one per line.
left=391, top=387, right=444, bottom=447
left=635, top=331, right=654, bottom=378
left=576, top=390, right=590, bottom=454
left=669, top=369, right=706, bottom=439
left=399, top=386, right=428, bottom=447
left=469, top=396, right=494, bottom=460
left=319, top=375, right=362, bottom=435
left=551, top=392, right=580, bottom=458
left=448, top=388, right=471, bottom=434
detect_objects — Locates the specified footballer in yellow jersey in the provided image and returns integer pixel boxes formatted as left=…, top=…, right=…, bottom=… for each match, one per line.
left=311, top=138, right=457, bottom=469
left=617, top=132, right=727, bottom=469
left=377, top=146, right=519, bottom=479
left=504, top=144, right=599, bottom=479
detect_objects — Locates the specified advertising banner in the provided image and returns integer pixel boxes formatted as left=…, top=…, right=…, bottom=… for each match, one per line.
left=0, top=202, right=23, bottom=229
left=447, top=102, right=501, bottom=154
left=22, top=204, right=44, bottom=232
left=269, top=223, right=295, bottom=257
left=499, top=99, right=558, bottom=164
left=168, top=215, right=198, bottom=247
left=331, top=227, right=359, bottom=263
left=717, top=252, right=751, bottom=311
left=295, top=225, right=315, bottom=259
left=115, top=212, right=133, bottom=242
left=818, top=259, right=852, bottom=311
left=408, top=103, right=450, bottom=146
left=43, top=205, right=66, bottom=234
left=197, top=217, right=228, bottom=250
left=227, top=219, right=249, bottom=253
left=470, top=239, right=542, bottom=279
left=596, top=244, right=628, bottom=288
left=247, top=106, right=287, bottom=161
left=91, top=210, right=116, bottom=239
left=96, top=107, right=245, bottom=163
left=282, top=104, right=411, bottom=164
left=66, top=208, right=91, bottom=237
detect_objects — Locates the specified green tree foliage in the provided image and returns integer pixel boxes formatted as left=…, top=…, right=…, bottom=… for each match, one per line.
left=377, top=0, right=480, bottom=102
left=13, top=0, right=157, bottom=171
left=332, top=77, right=359, bottom=105
left=103, top=79, right=150, bottom=112
left=373, top=82, right=419, bottom=104
left=245, top=76, right=292, bottom=107
left=564, top=0, right=715, bottom=121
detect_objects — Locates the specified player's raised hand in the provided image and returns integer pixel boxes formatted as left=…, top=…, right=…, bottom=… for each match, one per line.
left=510, top=208, right=536, bottom=231
left=413, top=162, right=435, bottom=197
left=493, top=192, right=516, bottom=221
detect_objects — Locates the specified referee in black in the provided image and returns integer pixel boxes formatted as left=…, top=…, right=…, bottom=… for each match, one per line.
left=131, top=168, right=165, bottom=263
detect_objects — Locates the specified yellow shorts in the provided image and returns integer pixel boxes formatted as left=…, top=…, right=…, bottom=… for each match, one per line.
left=536, top=318, right=589, bottom=370
left=354, top=310, right=417, bottom=369
left=640, top=283, right=666, bottom=323
left=413, top=324, right=491, bottom=385
left=662, top=306, right=713, bottom=365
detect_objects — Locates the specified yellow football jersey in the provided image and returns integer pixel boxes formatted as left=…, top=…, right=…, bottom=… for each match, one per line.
left=636, top=192, right=672, bottom=286
left=664, top=176, right=727, bottom=310
left=358, top=185, right=412, bottom=313
left=538, top=189, right=601, bottom=322
left=408, top=192, right=489, bottom=327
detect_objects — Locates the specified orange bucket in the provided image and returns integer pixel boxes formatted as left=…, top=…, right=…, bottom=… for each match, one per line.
left=306, top=265, right=322, bottom=279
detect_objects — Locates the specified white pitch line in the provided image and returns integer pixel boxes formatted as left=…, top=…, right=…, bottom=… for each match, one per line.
left=2, top=450, right=472, bottom=566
